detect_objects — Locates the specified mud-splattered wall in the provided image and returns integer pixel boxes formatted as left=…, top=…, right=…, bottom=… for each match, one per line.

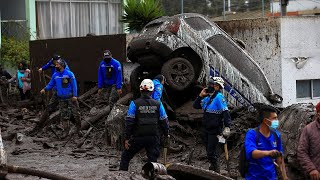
left=216, top=17, right=320, bottom=107
left=215, top=18, right=282, bottom=98
left=281, top=17, right=320, bottom=106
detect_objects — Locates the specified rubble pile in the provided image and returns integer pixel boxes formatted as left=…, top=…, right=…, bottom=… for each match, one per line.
left=0, top=87, right=315, bottom=179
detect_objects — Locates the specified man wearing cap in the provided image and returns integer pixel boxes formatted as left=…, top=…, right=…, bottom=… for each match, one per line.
left=37, top=59, right=81, bottom=138
left=38, top=54, right=70, bottom=76
left=152, top=74, right=165, bottom=102
left=193, top=77, right=231, bottom=172
left=119, top=79, right=169, bottom=171
left=244, top=104, right=288, bottom=180
left=97, top=50, right=123, bottom=108
left=30, top=55, right=71, bottom=136
left=298, top=102, right=320, bottom=180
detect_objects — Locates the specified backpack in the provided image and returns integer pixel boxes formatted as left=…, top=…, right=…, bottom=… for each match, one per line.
left=238, top=127, right=279, bottom=178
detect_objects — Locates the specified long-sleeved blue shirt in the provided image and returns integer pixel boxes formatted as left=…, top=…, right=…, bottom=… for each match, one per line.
left=41, top=59, right=70, bottom=76
left=98, top=58, right=122, bottom=89
left=245, top=129, right=283, bottom=180
left=44, top=69, right=77, bottom=99
left=193, top=91, right=231, bottom=133
left=151, top=79, right=163, bottom=101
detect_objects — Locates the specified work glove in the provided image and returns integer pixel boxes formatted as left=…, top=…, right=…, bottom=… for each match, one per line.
left=222, top=127, right=230, bottom=137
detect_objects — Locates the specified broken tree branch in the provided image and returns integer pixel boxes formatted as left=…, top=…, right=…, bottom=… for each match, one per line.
left=80, top=92, right=133, bottom=130
left=7, top=165, right=74, bottom=180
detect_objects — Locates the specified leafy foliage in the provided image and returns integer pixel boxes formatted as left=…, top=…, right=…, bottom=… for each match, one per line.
left=1, top=36, right=29, bottom=68
left=122, top=0, right=164, bottom=32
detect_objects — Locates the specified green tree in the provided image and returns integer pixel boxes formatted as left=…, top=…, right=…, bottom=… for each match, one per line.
left=1, top=36, right=29, bottom=68
left=122, top=0, right=164, bottom=32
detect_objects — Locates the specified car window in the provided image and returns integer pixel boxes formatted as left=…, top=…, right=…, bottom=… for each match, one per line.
left=184, top=17, right=211, bottom=31
left=206, top=35, right=268, bottom=94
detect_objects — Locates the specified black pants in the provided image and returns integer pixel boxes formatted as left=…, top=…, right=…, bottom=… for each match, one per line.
left=18, top=88, right=30, bottom=100
left=120, top=136, right=160, bottom=171
left=203, top=130, right=219, bottom=164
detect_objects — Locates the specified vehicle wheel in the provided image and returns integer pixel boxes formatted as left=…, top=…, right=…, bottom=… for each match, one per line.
left=130, top=66, right=152, bottom=99
left=161, top=57, right=195, bottom=91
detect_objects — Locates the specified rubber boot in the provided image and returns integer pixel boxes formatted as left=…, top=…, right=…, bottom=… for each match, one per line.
left=209, top=161, right=220, bottom=173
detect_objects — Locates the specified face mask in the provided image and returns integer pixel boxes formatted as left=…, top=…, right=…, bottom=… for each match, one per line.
left=266, top=118, right=279, bottom=130
left=104, top=58, right=111, bottom=63
left=207, top=86, right=214, bottom=93
left=55, top=67, right=61, bottom=72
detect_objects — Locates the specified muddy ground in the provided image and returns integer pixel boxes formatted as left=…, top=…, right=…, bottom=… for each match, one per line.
left=0, top=90, right=313, bottom=180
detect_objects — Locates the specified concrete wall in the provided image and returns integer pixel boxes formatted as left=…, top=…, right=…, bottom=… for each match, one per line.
left=216, top=17, right=320, bottom=107
left=272, top=0, right=320, bottom=13
left=280, top=17, right=320, bottom=106
left=216, top=18, right=282, bottom=96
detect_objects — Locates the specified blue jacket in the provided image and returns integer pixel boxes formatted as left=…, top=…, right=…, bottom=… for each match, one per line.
left=98, top=58, right=122, bottom=89
left=41, top=59, right=70, bottom=76
left=44, top=69, right=77, bottom=99
left=245, top=129, right=283, bottom=180
left=151, top=79, right=163, bottom=101
left=193, top=91, right=231, bottom=134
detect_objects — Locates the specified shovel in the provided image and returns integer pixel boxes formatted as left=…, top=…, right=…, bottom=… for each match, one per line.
left=218, top=135, right=231, bottom=175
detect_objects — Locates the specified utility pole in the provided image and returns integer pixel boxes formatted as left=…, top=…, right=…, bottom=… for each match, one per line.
left=181, top=0, right=184, bottom=14
left=262, top=0, right=265, bottom=17
left=223, top=0, right=226, bottom=20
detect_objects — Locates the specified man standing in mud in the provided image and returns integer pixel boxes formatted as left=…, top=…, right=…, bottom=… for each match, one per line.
left=97, top=50, right=122, bottom=108
left=193, top=77, right=231, bottom=173
left=244, top=104, right=288, bottom=180
left=29, top=55, right=71, bottom=135
left=298, top=102, right=320, bottom=180
left=38, top=59, right=82, bottom=138
left=119, top=79, right=169, bottom=171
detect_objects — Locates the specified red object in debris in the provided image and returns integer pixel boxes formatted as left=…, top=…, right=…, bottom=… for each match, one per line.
left=316, top=102, right=320, bottom=112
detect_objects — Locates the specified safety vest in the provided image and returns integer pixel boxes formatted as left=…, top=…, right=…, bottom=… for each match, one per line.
left=133, top=96, right=160, bottom=137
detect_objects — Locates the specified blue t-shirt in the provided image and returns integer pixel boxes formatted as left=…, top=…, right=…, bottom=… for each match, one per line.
left=245, top=129, right=283, bottom=180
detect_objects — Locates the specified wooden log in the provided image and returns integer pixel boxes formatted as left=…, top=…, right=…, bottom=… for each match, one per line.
left=46, top=86, right=99, bottom=126
left=80, top=92, right=133, bottom=130
left=7, top=165, right=74, bottom=180
left=78, top=99, right=92, bottom=109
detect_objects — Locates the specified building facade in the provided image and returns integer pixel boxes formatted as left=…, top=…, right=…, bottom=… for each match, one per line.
left=0, top=0, right=123, bottom=41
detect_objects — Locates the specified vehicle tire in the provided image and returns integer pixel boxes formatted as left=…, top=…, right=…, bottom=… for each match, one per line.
left=161, top=57, right=195, bottom=91
left=130, top=66, right=152, bottom=99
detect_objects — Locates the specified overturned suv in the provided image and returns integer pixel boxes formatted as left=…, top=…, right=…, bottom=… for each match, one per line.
left=128, top=13, right=281, bottom=107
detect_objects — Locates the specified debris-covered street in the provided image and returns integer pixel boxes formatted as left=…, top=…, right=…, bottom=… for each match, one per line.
left=1, top=0, right=320, bottom=179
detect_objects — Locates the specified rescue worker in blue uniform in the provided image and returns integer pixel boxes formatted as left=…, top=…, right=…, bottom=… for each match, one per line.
left=193, top=77, right=231, bottom=172
left=38, top=59, right=81, bottom=138
left=97, top=50, right=123, bottom=108
left=119, top=79, right=169, bottom=171
left=30, top=55, right=71, bottom=136
left=38, top=54, right=70, bottom=76
left=244, top=104, right=288, bottom=180
left=151, top=74, right=165, bottom=101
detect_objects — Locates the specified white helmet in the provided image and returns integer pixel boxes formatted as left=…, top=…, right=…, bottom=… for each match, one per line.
left=211, top=77, right=225, bottom=89
left=140, top=79, right=154, bottom=92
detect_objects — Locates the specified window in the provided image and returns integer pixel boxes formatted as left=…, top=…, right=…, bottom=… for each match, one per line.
left=184, top=17, right=211, bottom=31
left=296, top=79, right=320, bottom=99
left=36, top=0, right=123, bottom=39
